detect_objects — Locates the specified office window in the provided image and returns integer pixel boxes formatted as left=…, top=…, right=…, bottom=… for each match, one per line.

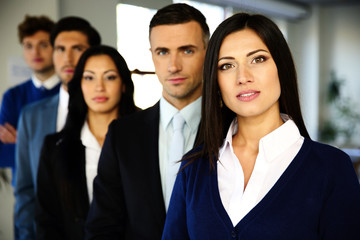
left=117, top=4, right=159, bottom=109
left=117, top=2, right=229, bottom=109
left=173, top=0, right=232, bottom=34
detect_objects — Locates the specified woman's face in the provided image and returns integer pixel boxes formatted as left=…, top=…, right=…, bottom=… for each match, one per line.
left=217, top=28, right=281, bottom=120
left=81, top=54, right=123, bottom=117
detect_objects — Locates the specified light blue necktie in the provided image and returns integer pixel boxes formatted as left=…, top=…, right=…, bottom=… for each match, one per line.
left=165, top=112, right=185, bottom=210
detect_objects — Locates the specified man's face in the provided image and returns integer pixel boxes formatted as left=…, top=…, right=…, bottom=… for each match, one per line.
left=150, top=21, right=206, bottom=109
left=22, top=30, right=53, bottom=75
left=53, top=31, right=90, bottom=88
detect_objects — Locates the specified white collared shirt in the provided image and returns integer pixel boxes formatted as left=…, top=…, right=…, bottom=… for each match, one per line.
left=80, top=120, right=102, bottom=203
left=159, top=96, right=202, bottom=209
left=56, top=85, right=69, bottom=132
left=218, top=114, right=304, bottom=226
left=31, top=73, right=60, bottom=90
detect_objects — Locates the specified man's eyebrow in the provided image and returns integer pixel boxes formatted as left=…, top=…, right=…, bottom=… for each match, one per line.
left=154, top=47, right=169, bottom=52
left=71, top=44, right=87, bottom=49
left=178, top=45, right=197, bottom=51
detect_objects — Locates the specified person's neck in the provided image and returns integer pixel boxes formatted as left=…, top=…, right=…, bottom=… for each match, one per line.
left=233, top=112, right=283, bottom=151
left=34, top=68, right=55, bottom=82
left=60, top=83, right=68, bottom=92
left=164, top=94, right=201, bottom=110
left=87, top=111, right=118, bottom=147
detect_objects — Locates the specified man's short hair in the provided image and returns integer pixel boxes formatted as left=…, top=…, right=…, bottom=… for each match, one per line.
left=149, top=3, right=210, bottom=47
left=50, top=16, right=101, bottom=47
left=18, top=15, right=55, bottom=43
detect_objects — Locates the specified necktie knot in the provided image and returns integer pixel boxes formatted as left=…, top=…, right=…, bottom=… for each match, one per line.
left=172, top=113, right=185, bottom=131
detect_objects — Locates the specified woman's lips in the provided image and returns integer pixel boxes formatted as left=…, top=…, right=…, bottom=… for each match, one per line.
left=33, top=58, right=43, bottom=63
left=236, top=90, right=260, bottom=102
left=93, top=97, right=108, bottom=103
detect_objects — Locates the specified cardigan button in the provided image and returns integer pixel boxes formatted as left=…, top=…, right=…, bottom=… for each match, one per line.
left=231, top=231, right=236, bottom=238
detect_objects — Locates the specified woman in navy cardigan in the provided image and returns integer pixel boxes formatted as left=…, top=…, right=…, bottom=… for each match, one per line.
left=162, top=13, right=360, bottom=240
left=36, top=45, right=139, bottom=240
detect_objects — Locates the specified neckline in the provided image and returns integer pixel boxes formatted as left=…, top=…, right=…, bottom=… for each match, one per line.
left=209, top=138, right=312, bottom=231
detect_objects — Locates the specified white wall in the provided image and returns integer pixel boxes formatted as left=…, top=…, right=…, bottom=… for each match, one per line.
left=287, top=6, right=321, bottom=140
left=59, top=0, right=118, bottom=47
left=0, top=0, right=359, bottom=144
left=0, top=0, right=58, bottom=103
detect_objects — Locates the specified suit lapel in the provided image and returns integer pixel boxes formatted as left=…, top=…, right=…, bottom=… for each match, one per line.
left=42, top=94, right=59, bottom=133
left=142, top=103, right=167, bottom=227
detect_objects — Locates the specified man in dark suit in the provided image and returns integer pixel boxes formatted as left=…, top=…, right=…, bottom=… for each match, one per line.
left=85, top=3, right=210, bottom=240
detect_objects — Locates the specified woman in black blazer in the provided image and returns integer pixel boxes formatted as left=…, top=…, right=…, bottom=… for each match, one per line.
left=35, top=45, right=139, bottom=240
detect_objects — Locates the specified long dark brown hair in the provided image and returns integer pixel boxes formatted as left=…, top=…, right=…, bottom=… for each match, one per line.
left=58, top=45, right=139, bottom=212
left=186, top=12, right=310, bottom=171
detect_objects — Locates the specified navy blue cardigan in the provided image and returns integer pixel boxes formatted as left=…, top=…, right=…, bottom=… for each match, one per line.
left=162, top=138, right=360, bottom=240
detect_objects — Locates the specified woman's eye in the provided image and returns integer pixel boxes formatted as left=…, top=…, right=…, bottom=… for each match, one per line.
left=106, top=75, right=117, bottom=80
left=252, top=56, right=266, bottom=64
left=219, top=64, right=234, bottom=70
left=83, top=76, right=93, bottom=81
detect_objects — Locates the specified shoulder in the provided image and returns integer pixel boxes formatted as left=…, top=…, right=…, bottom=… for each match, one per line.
left=22, top=94, right=59, bottom=114
left=180, top=145, right=211, bottom=176
left=2, top=80, right=32, bottom=99
left=110, top=102, right=159, bottom=130
left=302, top=138, right=355, bottom=179
left=41, top=131, right=82, bottom=162
left=41, top=131, right=65, bottom=150
left=38, top=132, right=64, bottom=164
left=305, top=138, right=351, bottom=163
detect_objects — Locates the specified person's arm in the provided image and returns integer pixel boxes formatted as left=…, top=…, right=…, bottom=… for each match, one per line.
left=162, top=164, right=190, bottom=240
left=0, top=123, right=17, bottom=144
left=14, top=111, right=36, bottom=240
left=0, top=89, right=18, bottom=144
left=35, top=135, right=64, bottom=240
left=85, top=122, right=128, bottom=240
left=319, top=150, right=360, bottom=240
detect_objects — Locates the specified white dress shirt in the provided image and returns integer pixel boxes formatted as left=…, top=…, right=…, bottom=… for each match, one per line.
left=80, top=120, right=101, bottom=203
left=31, top=73, right=60, bottom=90
left=56, top=86, right=69, bottom=132
left=159, top=96, right=201, bottom=210
left=218, top=114, right=304, bottom=226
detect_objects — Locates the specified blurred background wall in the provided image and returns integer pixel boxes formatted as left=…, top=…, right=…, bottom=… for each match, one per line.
left=0, top=0, right=359, bottom=146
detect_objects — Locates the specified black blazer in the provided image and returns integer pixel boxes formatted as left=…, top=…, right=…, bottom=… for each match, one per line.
left=85, top=102, right=168, bottom=239
left=36, top=130, right=90, bottom=240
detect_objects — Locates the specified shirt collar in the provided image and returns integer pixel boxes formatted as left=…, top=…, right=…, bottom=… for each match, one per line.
left=219, top=114, right=302, bottom=163
left=31, top=73, right=60, bottom=89
left=80, top=120, right=101, bottom=151
left=260, top=114, right=301, bottom=162
left=160, top=96, right=202, bottom=133
left=219, top=118, right=237, bottom=160
left=59, top=85, right=69, bottom=109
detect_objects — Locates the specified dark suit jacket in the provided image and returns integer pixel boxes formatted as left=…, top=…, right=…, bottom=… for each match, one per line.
left=85, top=102, right=168, bottom=239
left=36, top=130, right=90, bottom=240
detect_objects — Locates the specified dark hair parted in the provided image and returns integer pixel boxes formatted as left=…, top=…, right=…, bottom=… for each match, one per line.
left=149, top=3, right=210, bottom=47
left=64, top=45, right=139, bottom=138
left=18, top=15, right=55, bottom=43
left=50, top=16, right=101, bottom=47
left=189, top=13, right=310, bottom=171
